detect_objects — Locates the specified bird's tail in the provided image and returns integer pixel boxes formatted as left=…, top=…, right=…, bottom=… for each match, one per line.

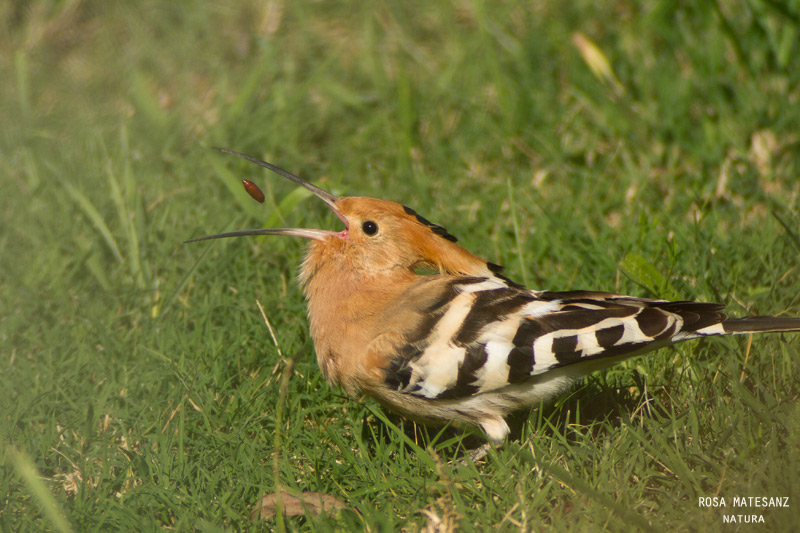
left=722, top=316, right=800, bottom=335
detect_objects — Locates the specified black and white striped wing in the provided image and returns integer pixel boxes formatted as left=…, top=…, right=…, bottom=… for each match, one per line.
left=384, top=280, right=730, bottom=401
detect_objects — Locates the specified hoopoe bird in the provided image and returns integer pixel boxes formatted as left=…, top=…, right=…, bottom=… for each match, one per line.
left=188, top=149, right=800, bottom=444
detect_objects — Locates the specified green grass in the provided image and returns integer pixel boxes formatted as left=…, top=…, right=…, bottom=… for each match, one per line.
left=2, top=1, right=800, bottom=530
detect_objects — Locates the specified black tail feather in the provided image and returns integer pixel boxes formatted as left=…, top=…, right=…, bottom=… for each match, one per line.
left=722, top=316, right=800, bottom=334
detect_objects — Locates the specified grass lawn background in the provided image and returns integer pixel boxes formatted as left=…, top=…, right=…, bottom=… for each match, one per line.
left=2, top=1, right=799, bottom=530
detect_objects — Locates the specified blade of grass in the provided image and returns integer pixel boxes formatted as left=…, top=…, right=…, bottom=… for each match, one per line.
left=106, top=128, right=145, bottom=288
left=6, top=444, right=74, bottom=533
left=63, top=181, right=123, bottom=263
left=506, top=176, right=529, bottom=287
left=520, top=449, right=656, bottom=532
left=772, top=210, right=800, bottom=254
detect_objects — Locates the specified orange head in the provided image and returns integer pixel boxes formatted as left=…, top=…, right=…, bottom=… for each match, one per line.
left=186, top=149, right=499, bottom=283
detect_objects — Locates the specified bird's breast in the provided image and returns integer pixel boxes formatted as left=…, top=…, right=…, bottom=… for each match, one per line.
left=302, top=262, right=421, bottom=392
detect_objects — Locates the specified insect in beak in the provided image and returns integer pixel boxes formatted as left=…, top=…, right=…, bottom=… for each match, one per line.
left=184, top=148, right=348, bottom=243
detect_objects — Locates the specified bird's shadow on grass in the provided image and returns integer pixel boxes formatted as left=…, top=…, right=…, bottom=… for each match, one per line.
left=359, top=369, right=668, bottom=459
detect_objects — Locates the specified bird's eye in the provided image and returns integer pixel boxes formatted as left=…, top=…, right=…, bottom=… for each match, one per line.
left=362, top=220, right=379, bottom=236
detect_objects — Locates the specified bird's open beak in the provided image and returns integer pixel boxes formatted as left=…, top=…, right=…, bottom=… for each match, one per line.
left=185, top=148, right=347, bottom=243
